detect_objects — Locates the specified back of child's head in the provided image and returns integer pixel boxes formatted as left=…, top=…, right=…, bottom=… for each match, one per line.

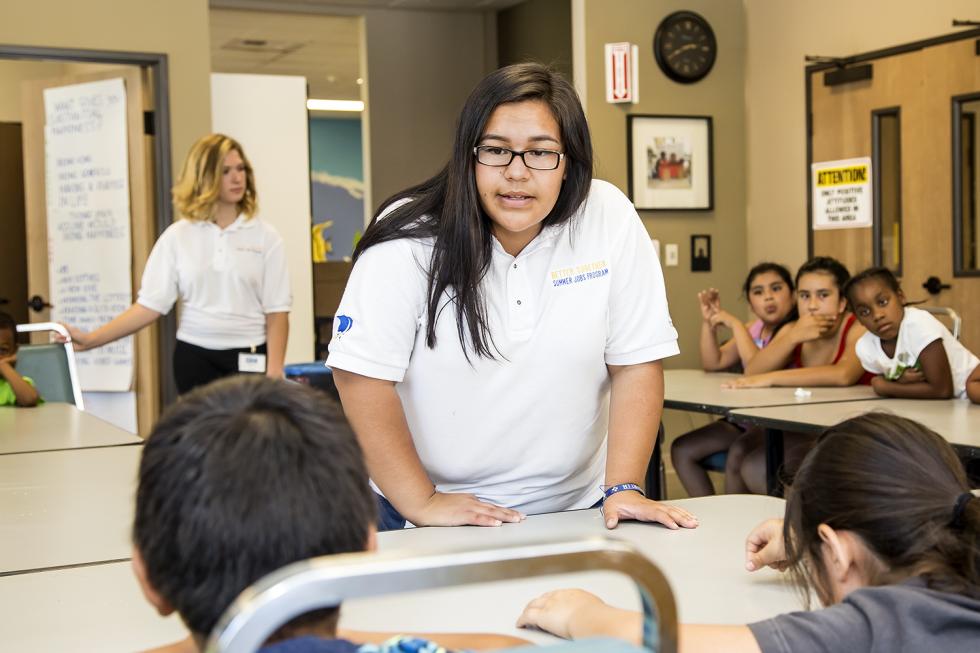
left=784, top=413, right=979, bottom=607
left=0, top=311, right=16, bottom=339
left=842, top=266, right=901, bottom=307
left=741, top=262, right=794, bottom=297
left=133, top=375, right=377, bottom=639
left=795, top=256, right=850, bottom=290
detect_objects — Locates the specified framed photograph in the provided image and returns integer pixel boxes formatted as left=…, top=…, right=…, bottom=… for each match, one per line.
left=627, top=114, right=713, bottom=210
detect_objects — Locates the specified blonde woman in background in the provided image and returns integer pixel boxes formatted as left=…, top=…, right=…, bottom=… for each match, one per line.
left=65, top=134, right=291, bottom=394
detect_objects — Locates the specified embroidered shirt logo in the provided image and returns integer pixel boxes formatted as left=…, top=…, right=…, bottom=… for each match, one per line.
left=550, top=259, right=609, bottom=287
left=336, top=315, right=354, bottom=336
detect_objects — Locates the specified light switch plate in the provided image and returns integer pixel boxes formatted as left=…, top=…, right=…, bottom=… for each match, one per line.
left=665, top=243, right=678, bottom=267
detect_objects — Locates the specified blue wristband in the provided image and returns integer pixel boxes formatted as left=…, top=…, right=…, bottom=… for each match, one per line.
left=602, top=483, right=645, bottom=501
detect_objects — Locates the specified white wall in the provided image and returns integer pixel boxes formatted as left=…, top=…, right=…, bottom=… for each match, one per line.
left=211, top=73, right=315, bottom=364
left=744, top=0, right=980, bottom=269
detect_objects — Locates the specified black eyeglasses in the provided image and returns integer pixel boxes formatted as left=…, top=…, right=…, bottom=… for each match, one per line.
left=473, top=145, right=564, bottom=170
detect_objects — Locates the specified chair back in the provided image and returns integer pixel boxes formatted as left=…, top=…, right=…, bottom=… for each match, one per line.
left=15, top=323, right=84, bottom=408
left=205, top=537, right=677, bottom=653
left=921, top=306, right=962, bottom=340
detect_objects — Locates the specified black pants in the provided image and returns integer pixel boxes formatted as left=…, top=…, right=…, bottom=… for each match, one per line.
left=173, top=339, right=267, bottom=395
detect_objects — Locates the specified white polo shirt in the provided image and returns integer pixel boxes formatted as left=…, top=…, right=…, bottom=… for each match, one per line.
left=328, top=179, right=679, bottom=514
left=137, top=215, right=291, bottom=350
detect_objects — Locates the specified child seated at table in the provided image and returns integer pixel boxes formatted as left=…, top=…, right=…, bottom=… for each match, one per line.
left=0, top=312, right=39, bottom=407
left=721, top=256, right=872, bottom=493
left=518, top=413, right=980, bottom=652
left=672, top=263, right=796, bottom=496
left=844, top=266, right=980, bottom=402
left=134, top=375, right=527, bottom=653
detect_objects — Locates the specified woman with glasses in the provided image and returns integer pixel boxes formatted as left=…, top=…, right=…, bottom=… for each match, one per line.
left=328, top=63, right=693, bottom=532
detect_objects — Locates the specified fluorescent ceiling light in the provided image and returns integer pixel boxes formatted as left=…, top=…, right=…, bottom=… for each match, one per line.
left=307, top=99, right=364, bottom=112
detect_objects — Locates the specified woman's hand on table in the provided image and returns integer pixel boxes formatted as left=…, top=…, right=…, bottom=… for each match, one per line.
left=745, top=518, right=788, bottom=572
left=408, top=491, right=525, bottom=527
left=602, top=491, right=699, bottom=530
left=721, top=374, right=773, bottom=389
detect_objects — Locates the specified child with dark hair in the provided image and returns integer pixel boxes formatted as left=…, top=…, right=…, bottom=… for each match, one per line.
left=0, top=311, right=39, bottom=407
left=672, top=263, right=796, bottom=496
left=844, top=266, right=980, bottom=401
left=133, top=375, right=526, bottom=653
left=721, top=256, right=872, bottom=493
left=518, top=413, right=980, bottom=652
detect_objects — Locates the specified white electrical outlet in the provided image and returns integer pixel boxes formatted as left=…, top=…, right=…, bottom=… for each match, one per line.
left=665, top=243, right=678, bottom=267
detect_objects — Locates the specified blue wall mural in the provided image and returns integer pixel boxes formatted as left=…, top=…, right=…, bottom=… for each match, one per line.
left=310, top=117, right=364, bottom=261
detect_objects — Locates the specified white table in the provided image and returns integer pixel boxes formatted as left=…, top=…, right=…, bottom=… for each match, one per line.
left=0, top=445, right=139, bottom=575
left=730, top=398, right=980, bottom=465
left=663, top=369, right=881, bottom=414
left=0, top=495, right=797, bottom=652
left=0, top=403, right=142, bottom=455
left=664, top=369, right=884, bottom=494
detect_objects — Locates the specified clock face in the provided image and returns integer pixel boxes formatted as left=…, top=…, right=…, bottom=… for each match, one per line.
left=654, top=11, right=717, bottom=84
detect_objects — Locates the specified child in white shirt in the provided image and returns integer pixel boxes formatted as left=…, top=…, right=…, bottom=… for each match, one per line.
left=843, top=267, right=980, bottom=400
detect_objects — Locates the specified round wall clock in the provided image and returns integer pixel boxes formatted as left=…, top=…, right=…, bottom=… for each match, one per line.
left=653, top=10, right=717, bottom=84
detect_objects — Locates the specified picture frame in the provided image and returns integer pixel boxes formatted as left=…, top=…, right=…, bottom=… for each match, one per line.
left=627, top=114, right=713, bottom=211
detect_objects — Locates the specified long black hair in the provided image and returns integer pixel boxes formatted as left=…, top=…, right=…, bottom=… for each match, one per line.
left=353, top=63, right=594, bottom=358
left=784, top=413, right=979, bottom=608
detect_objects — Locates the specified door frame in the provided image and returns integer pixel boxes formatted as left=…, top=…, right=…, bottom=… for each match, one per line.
left=804, top=27, right=980, bottom=260
left=0, top=43, right=177, bottom=407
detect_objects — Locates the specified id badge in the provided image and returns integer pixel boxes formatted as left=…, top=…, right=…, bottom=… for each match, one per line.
left=238, top=353, right=267, bottom=373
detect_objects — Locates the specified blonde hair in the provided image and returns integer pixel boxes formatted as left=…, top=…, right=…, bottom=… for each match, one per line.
left=172, top=134, right=257, bottom=221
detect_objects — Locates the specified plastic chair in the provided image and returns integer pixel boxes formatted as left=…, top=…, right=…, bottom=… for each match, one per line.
left=921, top=306, right=962, bottom=340
left=14, top=322, right=85, bottom=408
left=204, top=537, right=677, bottom=653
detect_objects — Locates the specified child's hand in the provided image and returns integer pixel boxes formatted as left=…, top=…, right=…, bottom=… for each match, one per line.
left=745, top=518, right=788, bottom=572
left=791, top=313, right=838, bottom=342
left=517, top=589, right=606, bottom=639
left=896, top=368, right=925, bottom=384
left=709, top=309, right=738, bottom=329
left=697, top=288, right=721, bottom=322
left=0, top=352, right=16, bottom=367
left=722, top=374, right=772, bottom=389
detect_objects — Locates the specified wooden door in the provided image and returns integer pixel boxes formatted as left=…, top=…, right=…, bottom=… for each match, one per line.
left=20, top=67, right=159, bottom=435
left=809, top=34, right=980, bottom=352
left=0, top=122, right=28, bottom=326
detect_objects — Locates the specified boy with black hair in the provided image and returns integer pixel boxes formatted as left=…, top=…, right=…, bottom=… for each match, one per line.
left=0, top=311, right=39, bottom=407
left=133, top=375, right=526, bottom=653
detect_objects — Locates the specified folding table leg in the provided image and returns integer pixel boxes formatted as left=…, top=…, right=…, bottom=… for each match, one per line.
left=765, top=428, right=785, bottom=497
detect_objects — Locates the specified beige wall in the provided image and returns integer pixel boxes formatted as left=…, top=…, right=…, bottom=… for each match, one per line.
left=745, top=0, right=980, bottom=270
left=363, top=9, right=495, bottom=209
left=583, top=0, right=747, bottom=368
left=498, top=0, right=572, bottom=80
left=0, top=61, right=66, bottom=122
left=0, top=0, right=213, bottom=173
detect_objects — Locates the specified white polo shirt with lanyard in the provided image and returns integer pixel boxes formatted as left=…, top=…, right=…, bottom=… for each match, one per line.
left=328, top=179, right=679, bottom=514
left=137, top=215, right=291, bottom=350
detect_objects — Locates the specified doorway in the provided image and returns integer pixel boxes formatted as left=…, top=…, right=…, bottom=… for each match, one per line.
left=0, top=45, right=174, bottom=433
left=807, top=28, right=980, bottom=352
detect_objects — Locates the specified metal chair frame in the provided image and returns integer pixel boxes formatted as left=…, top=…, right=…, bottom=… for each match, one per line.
left=205, top=537, right=677, bottom=653
left=15, top=322, right=85, bottom=408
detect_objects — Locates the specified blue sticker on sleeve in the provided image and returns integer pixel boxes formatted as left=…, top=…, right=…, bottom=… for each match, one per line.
left=336, top=315, right=353, bottom=334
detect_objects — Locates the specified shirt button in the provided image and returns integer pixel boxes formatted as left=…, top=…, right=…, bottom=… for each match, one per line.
left=516, top=299, right=522, bottom=306
left=513, top=263, right=518, bottom=269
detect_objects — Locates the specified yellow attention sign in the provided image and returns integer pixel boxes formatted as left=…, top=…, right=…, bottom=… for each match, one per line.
left=815, top=165, right=869, bottom=187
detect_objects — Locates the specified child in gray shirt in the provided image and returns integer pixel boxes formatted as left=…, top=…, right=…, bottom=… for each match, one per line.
left=518, top=413, right=980, bottom=652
